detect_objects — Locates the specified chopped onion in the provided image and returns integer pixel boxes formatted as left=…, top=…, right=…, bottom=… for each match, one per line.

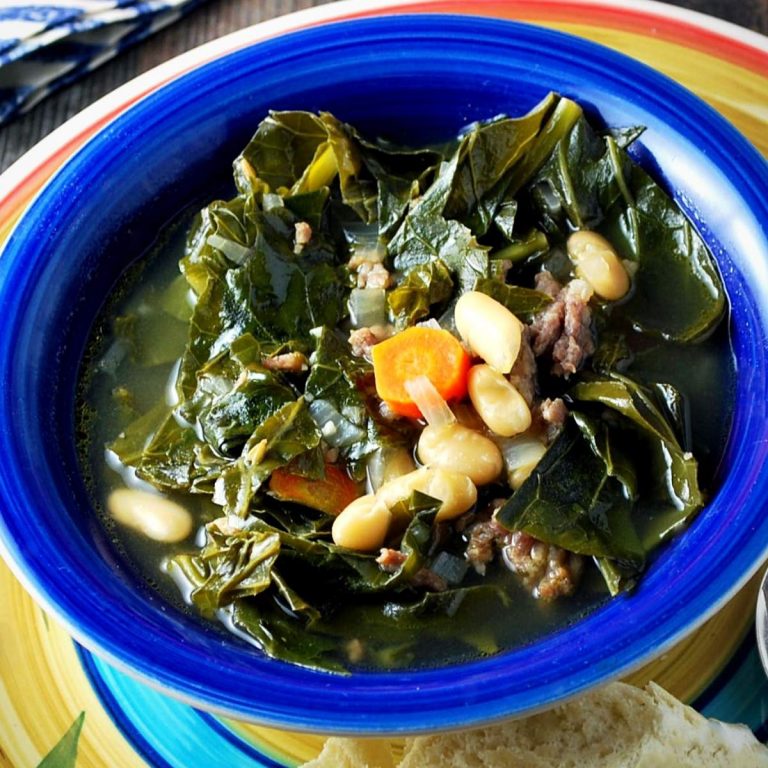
left=261, top=193, right=284, bottom=211
left=430, top=551, right=469, bottom=586
left=496, top=435, right=547, bottom=489
left=344, top=223, right=386, bottom=262
left=205, top=233, right=253, bottom=265
left=366, top=446, right=417, bottom=492
left=348, top=287, right=387, bottom=329
left=308, top=399, right=366, bottom=448
left=404, top=376, right=456, bottom=427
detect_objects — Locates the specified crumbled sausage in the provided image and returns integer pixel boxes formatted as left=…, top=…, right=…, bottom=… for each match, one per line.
left=262, top=351, right=309, bottom=373
left=508, top=327, right=537, bottom=406
left=377, top=548, right=408, bottom=572
left=529, top=271, right=595, bottom=377
left=501, top=531, right=584, bottom=600
left=552, top=279, right=595, bottom=376
left=465, top=517, right=510, bottom=575
left=532, top=396, right=569, bottom=443
left=534, top=269, right=562, bottom=300
left=412, top=567, right=448, bottom=592
left=356, top=261, right=392, bottom=290
left=349, top=324, right=393, bottom=359
left=294, top=221, right=312, bottom=248
left=530, top=272, right=565, bottom=355
left=464, top=500, right=508, bottom=575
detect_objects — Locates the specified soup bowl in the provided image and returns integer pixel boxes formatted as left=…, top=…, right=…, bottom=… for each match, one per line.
left=0, top=15, right=767, bottom=734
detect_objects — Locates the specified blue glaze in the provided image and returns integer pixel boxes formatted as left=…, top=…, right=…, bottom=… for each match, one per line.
left=0, top=15, right=767, bottom=734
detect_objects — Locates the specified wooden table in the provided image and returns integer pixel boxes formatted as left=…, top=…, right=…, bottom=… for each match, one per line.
left=0, top=0, right=765, bottom=173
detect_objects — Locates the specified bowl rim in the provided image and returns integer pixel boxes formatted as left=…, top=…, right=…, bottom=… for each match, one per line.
left=1, top=12, right=768, bottom=734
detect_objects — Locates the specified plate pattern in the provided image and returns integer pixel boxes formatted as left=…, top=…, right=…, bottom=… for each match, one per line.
left=0, top=1, right=766, bottom=765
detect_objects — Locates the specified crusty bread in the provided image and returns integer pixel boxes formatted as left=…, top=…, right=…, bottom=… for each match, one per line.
left=302, top=737, right=396, bottom=768
left=301, top=682, right=768, bottom=768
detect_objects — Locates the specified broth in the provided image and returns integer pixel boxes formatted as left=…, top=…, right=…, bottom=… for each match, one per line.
left=76, top=98, right=735, bottom=672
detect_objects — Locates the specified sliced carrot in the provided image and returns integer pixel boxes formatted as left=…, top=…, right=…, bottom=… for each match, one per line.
left=371, top=327, right=470, bottom=418
left=268, top=463, right=361, bottom=517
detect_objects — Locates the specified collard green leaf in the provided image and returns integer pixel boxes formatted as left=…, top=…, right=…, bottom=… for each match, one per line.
left=495, top=419, right=645, bottom=568
left=387, top=146, right=490, bottom=293
left=212, top=398, right=321, bottom=517
left=109, top=402, right=203, bottom=491
left=170, top=520, right=280, bottom=614
left=353, top=134, right=441, bottom=237
left=528, top=115, right=627, bottom=233
left=387, top=258, right=454, bottom=328
left=610, top=163, right=725, bottom=342
left=239, top=111, right=330, bottom=191
left=571, top=411, right=638, bottom=502
left=442, top=93, right=560, bottom=234
left=473, top=277, right=552, bottom=320
left=178, top=196, right=348, bottom=398
left=231, top=598, right=345, bottom=672
left=500, top=95, right=584, bottom=199
left=522, top=112, right=725, bottom=341
left=197, top=376, right=295, bottom=458
left=569, top=372, right=703, bottom=543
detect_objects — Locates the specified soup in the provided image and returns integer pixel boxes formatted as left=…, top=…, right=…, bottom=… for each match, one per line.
left=77, top=94, right=734, bottom=672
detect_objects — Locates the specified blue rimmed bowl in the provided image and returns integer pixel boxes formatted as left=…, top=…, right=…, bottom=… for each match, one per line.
left=0, top=15, right=767, bottom=734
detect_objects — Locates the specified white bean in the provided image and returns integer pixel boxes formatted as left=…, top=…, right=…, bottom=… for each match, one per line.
left=454, top=291, right=523, bottom=374
left=567, top=230, right=630, bottom=301
left=332, top=494, right=392, bottom=551
left=420, top=468, right=478, bottom=521
left=418, top=423, right=503, bottom=485
left=376, top=467, right=477, bottom=521
left=108, top=488, right=193, bottom=543
left=467, top=364, right=531, bottom=437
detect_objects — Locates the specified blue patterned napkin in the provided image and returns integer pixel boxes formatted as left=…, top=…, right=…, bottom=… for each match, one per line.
left=0, top=0, right=208, bottom=125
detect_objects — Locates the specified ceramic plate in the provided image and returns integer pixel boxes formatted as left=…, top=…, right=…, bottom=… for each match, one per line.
left=0, top=1, right=767, bottom=765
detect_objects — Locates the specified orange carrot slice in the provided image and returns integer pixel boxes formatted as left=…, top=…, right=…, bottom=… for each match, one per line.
left=269, top=463, right=361, bottom=517
left=371, top=327, right=470, bottom=418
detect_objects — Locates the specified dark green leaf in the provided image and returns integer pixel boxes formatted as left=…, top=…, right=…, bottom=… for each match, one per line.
left=569, top=372, right=703, bottom=545
left=212, top=398, right=321, bottom=517
left=239, top=111, right=329, bottom=191
left=387, top=258, right=454, bottom=328
left=473, top=277, right=552, bottom=320
left=231, top=598, right=346, bottom=672
left=495, top=419, right=645, bottom=566
left=170, top=520, right=281, bottom=614
left=37, top=712, right=85, bottom=768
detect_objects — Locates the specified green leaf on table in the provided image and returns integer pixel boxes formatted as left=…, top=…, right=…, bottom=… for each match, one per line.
left=37, top=712, right=85, bottom=768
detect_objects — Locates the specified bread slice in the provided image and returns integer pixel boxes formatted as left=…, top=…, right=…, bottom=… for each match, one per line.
left=302, top=737, right=396, bottom=768
left=301, top=682, right=768, bottom=768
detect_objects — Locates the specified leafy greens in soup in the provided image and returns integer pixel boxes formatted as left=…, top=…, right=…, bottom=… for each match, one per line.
left=79, top=93, right=732, bottom=672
